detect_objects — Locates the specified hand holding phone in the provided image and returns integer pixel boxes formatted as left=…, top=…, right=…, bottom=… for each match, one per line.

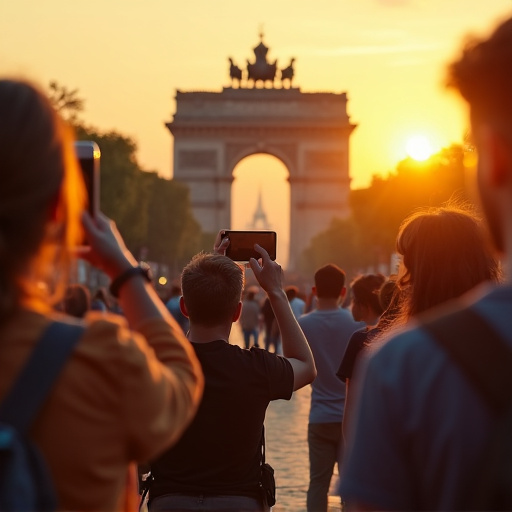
left=249, top=244, right=283, bottom=295
left=220, top=230, right=277, bottom=262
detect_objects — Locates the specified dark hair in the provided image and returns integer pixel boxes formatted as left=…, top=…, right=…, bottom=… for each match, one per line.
left=314, top=264, right=346, bottom=299
left=351, top=274, right=386, bottom=316
left=378, top=276, right=398, bottom=312
left=181, top=252, right=244, bottom=327
left=64, top=284, right=91, bottom=318
left=285, top=285, right=298, bottom=301
left=448, top=17, right=512, bottom=136
left=396, top=204, right=500, bottom=320
left=0, top=79, right=86, bottom=321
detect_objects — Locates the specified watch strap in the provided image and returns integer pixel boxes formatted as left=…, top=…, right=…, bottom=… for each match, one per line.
left=109, top=265, right=151, bottom=298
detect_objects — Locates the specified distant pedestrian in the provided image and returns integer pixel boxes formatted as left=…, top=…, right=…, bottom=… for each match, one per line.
left=286, top=285, right=305, bottom=319
left=336, top=273, right=386, bottom=437
left=240, top=290, right=261, bottom=348
left=63, top=284, right=91, bottom=318
left=298, top=264, right=363, bottom=512
left=165, top=283, right=189, bottom=334
left=261, top=296, right=280, bottom=353
left=90, top=287, right=109, bottom=312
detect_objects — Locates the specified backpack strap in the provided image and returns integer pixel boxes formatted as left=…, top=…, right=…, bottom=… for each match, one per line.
left=0, top=322, right=84, bottom=434
left=421, top=307, right=512, bottom=416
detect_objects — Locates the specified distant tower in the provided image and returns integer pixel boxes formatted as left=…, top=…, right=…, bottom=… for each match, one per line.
left=247, top=189, right=271, bottom=229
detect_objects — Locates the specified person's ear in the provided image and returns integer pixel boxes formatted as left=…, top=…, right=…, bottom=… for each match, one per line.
left=312, top=286, right=317, bottom=296
left=232, top=301, right=242, bottom=323
left=179, top=296, right=189, bottom=318
left=340, top=287, right=347, bottom=300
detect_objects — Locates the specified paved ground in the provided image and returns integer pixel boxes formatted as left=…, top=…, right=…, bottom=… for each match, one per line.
left=231, top=326, right=343, bottom=512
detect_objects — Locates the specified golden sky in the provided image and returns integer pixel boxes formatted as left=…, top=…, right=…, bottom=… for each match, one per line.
left=2, top=0, right=511, bottom=266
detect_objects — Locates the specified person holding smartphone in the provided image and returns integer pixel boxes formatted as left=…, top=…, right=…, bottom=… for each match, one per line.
left=148, top=235, right=317, bottom=511
left=0, top=79, right=203, bottom=511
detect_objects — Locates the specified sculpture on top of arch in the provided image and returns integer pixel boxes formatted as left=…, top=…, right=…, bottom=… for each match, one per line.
left=228, top=33, right=296, bottom=89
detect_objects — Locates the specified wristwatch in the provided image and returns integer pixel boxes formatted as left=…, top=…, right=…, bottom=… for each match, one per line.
left=109, top=262, right=153, bottom=298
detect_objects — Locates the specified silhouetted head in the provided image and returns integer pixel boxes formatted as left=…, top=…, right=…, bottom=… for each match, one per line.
left=396, top=204, right=500, bottom=318
left=350, top=274, right=385, bottom=323
left=0, top=79, right=86, bottom=320
left=284, top=285, right=297, bottom=301
left=314, top=264, right=346, bottom=299
left=181, top=253, right=244, bottom=327
left=448, top=17, right=512, bottom=253
left=64, top=284, right=91, bottom=318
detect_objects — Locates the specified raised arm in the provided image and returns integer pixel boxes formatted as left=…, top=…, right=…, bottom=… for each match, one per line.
left=249, top=244, right=316, bottom=390
left=80, top=212, right=204, bottom=448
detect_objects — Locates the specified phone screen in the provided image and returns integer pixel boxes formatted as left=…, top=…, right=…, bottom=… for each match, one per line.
left=75, top=141, right=100, bottom=218
left=222, top=231, right=277, bottom=261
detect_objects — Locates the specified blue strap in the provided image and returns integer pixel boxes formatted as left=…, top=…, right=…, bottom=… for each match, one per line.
left=422, top=307, right=512, bottom=416
left=0, top=322, right=84, bottom=434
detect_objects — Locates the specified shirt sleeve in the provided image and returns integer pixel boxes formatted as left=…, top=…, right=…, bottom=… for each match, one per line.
left=251, top=347, right=294, bottom=401
left=337, top=330, right=367, bottom=382
left=85, top=316, right=203, bottom=463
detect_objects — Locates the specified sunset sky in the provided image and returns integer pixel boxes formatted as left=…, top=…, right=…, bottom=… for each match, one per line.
left=2, top=0, right=511, bottom=266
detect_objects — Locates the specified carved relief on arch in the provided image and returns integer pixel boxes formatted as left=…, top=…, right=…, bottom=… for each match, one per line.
left=225, top=142, right=297, bottom=174
left=178, top=150, right=217, bottom=170
left=305, top=150, right=345, bottom=173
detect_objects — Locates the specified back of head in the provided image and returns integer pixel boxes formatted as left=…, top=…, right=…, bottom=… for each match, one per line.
left=285, top=285, right=298, bottom=301
left=448, top=18, right=512, bottom=253
left=0, top=79, right=85, bottom=320
left=314, top=264, right=346, bottom=299
left=396, top=204, right=500, bottom=318
left=448, top=17, right=512, bottom=134
left=181, top=252, right=244, bottom=327
left=64, top=284, right=91, bottom=318
left=351, top=274, right=386, bottom=316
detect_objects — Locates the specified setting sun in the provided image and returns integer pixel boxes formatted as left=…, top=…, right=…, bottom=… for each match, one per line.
left=405, top=135, right=434, bottom=162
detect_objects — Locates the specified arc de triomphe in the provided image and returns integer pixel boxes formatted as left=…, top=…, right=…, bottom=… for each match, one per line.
left=167, top=44, right=356, bottom=270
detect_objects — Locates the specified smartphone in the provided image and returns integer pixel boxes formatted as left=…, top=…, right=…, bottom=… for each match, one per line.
left=221, top=230, right=277, bottom=261
left=74, top=141, right=100, bottom=218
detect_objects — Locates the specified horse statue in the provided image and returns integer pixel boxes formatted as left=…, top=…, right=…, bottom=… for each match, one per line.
left=247, top=58, right=277, bottom=87
left=280, top=58, right=295, bottom=88
left=228, top=57, right=243, bottom=87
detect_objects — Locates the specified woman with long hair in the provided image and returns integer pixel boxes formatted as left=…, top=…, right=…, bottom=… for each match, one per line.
left=0, top=79, right=203, bottom=510
left=390, top=203, right=501, bottom=328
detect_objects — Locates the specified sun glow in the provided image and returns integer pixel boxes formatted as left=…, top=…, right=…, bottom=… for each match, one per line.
left=405, top=135, right=434, bottom=161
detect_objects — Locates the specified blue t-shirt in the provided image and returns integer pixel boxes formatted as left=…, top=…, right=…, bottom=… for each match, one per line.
left=340, top=284, right=512, bottom=510
left=299, top=308, right=363, bottom=423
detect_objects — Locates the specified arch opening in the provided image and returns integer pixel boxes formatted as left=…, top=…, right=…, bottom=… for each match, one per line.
left=231, top=154, right=290, bottom=268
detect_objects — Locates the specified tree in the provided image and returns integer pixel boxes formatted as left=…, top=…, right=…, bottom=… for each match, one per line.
left=48, top=81, right=84, bottom=123
left=299, top=144, right=470, bottom=276
left=47, top=81, right=203, bottom=275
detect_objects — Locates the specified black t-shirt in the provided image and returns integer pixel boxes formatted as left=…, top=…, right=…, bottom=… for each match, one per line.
left=337, top=328, right=370, bottom=382
left=150, top=340, right=294, bottom=500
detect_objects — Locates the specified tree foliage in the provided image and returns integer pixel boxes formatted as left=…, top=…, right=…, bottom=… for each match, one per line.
left=299, top=145, right=469, bottom=277
left=49, top=81, right=203, bottom=276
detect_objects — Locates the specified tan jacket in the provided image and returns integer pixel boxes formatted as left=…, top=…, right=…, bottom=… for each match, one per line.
left=0, top=309, right=203, bottom=511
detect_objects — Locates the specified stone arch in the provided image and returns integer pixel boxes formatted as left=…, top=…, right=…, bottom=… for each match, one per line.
left=167, top=88, right=356, bottom=270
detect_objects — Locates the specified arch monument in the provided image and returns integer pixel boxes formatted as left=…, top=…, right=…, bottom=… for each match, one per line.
left=166, top=37, right=356, bottom=270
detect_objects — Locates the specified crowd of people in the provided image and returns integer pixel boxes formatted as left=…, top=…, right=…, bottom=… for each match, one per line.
left=1, top=14, right=512, bottom=512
